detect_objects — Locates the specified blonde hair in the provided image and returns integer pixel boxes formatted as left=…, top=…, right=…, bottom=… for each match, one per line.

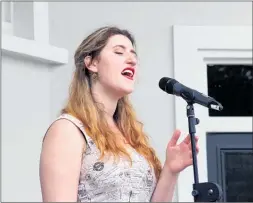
left=61, top=26, right=162, bottom=179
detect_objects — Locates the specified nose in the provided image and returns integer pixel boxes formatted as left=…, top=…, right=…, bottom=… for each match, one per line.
left=125, top=53, right=137, bottom=66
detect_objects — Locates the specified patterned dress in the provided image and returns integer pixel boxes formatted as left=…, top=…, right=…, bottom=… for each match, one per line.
left=54, top=114, right=157, bottom=202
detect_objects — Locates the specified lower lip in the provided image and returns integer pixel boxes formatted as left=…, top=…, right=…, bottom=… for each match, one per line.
left=123, top=75, right=133, bottom=80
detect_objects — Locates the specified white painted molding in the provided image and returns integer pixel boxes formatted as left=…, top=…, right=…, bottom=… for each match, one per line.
left=172, top=25, right=252, bottom=202
left=33, top=2, right=49, bottom=43
left=2, top=2, right=14, bottom=35
left=2, top=22, right=13, bottom=36
left=199, top=48, right=253, bottom=64
left=2, top=34, right=69, bottom=65
left=1, top=2, right=67, bottom=65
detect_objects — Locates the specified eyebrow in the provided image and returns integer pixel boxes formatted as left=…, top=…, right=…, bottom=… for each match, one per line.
left=113, top=45, right=137, bottom=56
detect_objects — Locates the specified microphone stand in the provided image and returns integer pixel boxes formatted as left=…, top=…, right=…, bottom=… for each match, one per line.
left=186, top=102, right=223, bottom=202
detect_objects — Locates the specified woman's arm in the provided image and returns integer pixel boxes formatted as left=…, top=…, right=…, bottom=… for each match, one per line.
left=151, top=130, right=199, bottom=202
left=39, top=119, right=86, bottom=202
left=151, top=163, right=178, bottom=202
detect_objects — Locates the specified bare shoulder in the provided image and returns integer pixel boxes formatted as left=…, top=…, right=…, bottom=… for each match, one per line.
left=39, top=118, right=86, bottom=201
left=41, top=118, right=87, bottom=164
left=43, top=118, right=86, bottom=149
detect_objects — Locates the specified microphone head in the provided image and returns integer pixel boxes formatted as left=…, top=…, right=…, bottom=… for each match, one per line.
left=159, top=77, right=177, bottom=94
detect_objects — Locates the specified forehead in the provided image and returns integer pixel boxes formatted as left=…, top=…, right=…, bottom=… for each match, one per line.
left=105, top=34, right=134, bottom=49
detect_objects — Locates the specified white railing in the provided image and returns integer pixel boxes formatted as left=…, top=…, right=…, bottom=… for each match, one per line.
left=2, top=2, right=49, bottom=41
left=2, top=2, right=68, bottom=65
left=2, top=1, right=14, bottom=35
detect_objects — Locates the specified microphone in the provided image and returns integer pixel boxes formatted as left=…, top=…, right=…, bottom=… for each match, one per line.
left=159, top=77, right=223, bottom=111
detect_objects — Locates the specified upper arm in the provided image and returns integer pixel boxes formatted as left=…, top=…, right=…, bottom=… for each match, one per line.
left=39, top=119, right=86, bottom=202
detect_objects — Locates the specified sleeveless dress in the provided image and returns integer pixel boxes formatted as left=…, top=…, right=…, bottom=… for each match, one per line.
left=54, top=114, right=157, bottom=202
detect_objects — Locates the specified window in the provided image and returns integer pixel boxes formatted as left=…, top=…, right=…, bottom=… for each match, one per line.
left=207, top=64, right=253, bottom=117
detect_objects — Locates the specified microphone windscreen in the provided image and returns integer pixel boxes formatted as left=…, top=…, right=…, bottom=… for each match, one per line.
left=159, top=77, right=177, bottom=94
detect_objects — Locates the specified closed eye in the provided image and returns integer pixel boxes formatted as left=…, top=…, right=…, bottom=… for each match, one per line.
left=115, top=52, right=123, bottom=55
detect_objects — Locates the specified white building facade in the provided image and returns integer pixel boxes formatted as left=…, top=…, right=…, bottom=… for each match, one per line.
left=1, top=2, right=252, bottom=202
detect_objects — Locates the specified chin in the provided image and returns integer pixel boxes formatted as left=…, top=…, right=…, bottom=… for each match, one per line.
left=116, top=87, right=134, bottom=98
left=124, top=89, right=134, bottom=95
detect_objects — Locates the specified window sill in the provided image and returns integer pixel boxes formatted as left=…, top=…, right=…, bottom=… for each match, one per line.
left=2, top=34, right=69, bottom=65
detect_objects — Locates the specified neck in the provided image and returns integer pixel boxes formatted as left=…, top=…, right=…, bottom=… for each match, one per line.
left=91, top=82, right=120, bottom=126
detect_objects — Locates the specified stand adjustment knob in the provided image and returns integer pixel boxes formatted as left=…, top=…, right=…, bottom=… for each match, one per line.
left=208, top=189, right=213, bottom=195
left=193, top=182, right=223, bottom=202
left=195, top=118, right=200, bottom=125
left=192, top=190, right=199, bottom=197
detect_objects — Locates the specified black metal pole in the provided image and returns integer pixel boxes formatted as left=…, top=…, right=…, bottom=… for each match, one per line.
left=186, top=103, right=223, bottom=202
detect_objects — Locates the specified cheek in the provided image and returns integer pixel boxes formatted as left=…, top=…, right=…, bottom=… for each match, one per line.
left=97, top=68, right=115, bottom=87
left=99, top=56, right=123, bottom=78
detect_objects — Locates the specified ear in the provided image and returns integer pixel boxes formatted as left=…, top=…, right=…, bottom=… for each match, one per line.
left=84, top=55, right=98, bottom=73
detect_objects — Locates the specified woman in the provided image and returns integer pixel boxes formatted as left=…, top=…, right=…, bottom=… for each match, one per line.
left=39, top=26, right=199, bottom=202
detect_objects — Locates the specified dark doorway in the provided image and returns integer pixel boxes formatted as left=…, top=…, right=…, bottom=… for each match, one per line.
left=206, top=132, right=253, bottom=202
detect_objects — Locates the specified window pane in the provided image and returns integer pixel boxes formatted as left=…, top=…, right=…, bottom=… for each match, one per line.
left=207, top=64, right=252, bottom=117
left=224, top=151, right=253, bottom=201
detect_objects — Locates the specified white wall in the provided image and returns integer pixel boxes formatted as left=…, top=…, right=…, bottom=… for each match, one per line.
left=2, top=53, right=52, bottom=201
left=1, top=3, right=67, bottom=202
left=2, top=2, right=252, bottom=202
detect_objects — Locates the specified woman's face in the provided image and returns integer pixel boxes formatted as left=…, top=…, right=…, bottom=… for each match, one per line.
left=88, top=34, right=138, bottom=98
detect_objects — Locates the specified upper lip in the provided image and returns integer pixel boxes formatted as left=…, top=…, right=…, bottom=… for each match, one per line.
left=122, top=67, right=135, bottom=76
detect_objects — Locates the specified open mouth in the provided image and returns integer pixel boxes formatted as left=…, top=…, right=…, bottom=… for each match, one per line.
left=121, top=68, right=135, bottom=80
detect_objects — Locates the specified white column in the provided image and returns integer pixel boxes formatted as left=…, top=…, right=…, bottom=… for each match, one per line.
left=33, top=2, right=49, bottom=43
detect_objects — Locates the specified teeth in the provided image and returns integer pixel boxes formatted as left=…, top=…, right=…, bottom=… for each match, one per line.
left=122, top=69, right=133, bottom=77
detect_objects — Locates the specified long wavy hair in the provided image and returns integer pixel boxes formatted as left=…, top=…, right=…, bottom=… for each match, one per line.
left=61, top=26, right=162, bottom=180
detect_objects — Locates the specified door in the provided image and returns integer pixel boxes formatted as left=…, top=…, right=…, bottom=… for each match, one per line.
left=207, top=132, right=253, bottom=202
left=172, top=26, right=252, bottom=202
